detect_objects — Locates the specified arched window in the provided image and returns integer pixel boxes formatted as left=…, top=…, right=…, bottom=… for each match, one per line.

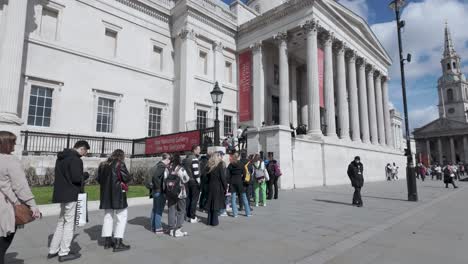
left=447, top=63, right=451, bottom=70
left=447, top=89, right=454, bottom=102
left=453, top=62, right=457, bottom=69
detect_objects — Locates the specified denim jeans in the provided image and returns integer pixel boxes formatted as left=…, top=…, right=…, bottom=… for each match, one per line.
left=151, top=192, right=166, bottom=231
left=231, top=192, right=251, bottom=216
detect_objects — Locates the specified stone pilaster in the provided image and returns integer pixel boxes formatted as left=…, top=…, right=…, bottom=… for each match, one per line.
left=346, top=50, right=360, bottom=142
left=290, top=60, right=298, bottom=127
left=251, top=42, right=265, bottom=128
left=374, top=71, right=385, bottom=145
left=335, top=41, right=349, bottom=139
left=366, top=65, right=378, bottom=145
left=213, top=41, right=224, bottom=86
left=321, top=32, right=336, bottom=137
left=357, top=58, right=370, bottom=143
left=274, top=32, right=290, bottom=127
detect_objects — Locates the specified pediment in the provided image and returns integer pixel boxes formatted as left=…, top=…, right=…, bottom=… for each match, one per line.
left=413, top=118, right=468, bottom=136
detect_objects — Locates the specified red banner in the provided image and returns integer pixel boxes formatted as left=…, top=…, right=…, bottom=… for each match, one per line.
left=239, top=51, right=252, bottom=122
left=318, top=47, right=324, bottom=108
left=145, top=130, right=200, bottom=155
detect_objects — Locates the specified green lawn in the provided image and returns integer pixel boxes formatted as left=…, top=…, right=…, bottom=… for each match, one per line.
left=31, top=185, right=149, bottom=205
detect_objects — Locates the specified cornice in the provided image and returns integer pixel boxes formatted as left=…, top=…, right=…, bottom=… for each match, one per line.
left=186, top=8, right=236, bottom=38
left=114, top=0, right=170, bottom=23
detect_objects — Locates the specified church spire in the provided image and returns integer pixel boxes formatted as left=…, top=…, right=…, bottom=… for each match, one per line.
left=443, top=22, right=457, bottom=58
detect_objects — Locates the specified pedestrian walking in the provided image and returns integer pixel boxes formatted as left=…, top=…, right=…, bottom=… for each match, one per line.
left=205, top=152, right=227, bottom=226
left=149, top=153, right=170, bottom=234
left=227, top=153, right=251, bottom=217
left=166, top=154, right=189, bottom=237
left=252, top=154, right=269, bottom=207
left=97, top=149, right=132, bottom=252
left=183, top=145, right=201, bottom=223
left=443, top=163, right=458, bottom=188
left=48, top=140, right=90, bottom=262
left=347, top=156, right=364, bottom=207
left=391, top=162, right=398, bottom=180
left=0, top=131, right=41, bottom=264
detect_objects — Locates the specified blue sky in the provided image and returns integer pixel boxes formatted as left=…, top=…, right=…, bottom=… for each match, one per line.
left=222, top=0, right=468, bottom=130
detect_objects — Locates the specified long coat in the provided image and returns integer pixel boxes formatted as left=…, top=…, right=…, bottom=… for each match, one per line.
left=52, top=149, right=84, bottom=203
left=205, top=162, right=227, bottom=211
left=97, top=160, right=131, bottom=210
left=347, top=161, right=364, bottom=188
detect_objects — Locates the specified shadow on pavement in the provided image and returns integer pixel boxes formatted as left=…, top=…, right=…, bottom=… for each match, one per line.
left=127, top=216, right=170, bottom=232
left=362, top=195, right=407, bottom=202
left=83, top=225, right=104, bottom=246
left=314, top=199, right=353, bottom=206
left=47, top=234, right=81, bottom=253
left=5, top=252, right=24, bottom=264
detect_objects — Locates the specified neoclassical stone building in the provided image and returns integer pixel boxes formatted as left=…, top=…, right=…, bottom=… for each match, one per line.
left=414, top=25, right=468, bottom=165
left=0, top=0, right=405, bottom=187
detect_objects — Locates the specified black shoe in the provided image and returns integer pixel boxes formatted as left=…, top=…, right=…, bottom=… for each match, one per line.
left=58, top=253, right=81, bottom=262
left=357, top=204, right=363, bottom=207
left=113, top=238, right=130, bottom=252
left=47, top=253, right=58, bottom=259
left=454, top=186, right=459, bottom=188
left=104, top=237, right=114, bottom=250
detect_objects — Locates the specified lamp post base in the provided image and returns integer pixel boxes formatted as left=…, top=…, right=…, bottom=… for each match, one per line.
left=406, top=165, right=418, bottom=201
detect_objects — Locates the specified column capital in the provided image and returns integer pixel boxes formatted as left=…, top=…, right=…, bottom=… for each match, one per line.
left=366, top=64, right=375, bottom=74
left=250, top=41, right=263, bottom=53
left=345, top=49, right=357, bottom=62
left=319, top=31, right=334, bottom=46
left=381, top=75, right=390, bottom=82
left=178, top=28, right=196, bottom=40
left=356, top=57, right=366, bottom=67
left=301, top=19, right=319, bottom=34
left=333, top=40, right=346, bottom=54
left=374, top=70, right=382, bottom=79
left=274, top=31, right=289, bottom=44
left=212, top=41, right=224, bottom=52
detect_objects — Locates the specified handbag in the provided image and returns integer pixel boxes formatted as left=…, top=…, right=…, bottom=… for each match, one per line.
left=15, top=204, right=35, bottom=226
left=117, top=161, right=129, bottom=192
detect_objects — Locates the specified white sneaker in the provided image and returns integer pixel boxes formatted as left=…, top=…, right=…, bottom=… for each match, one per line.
left=189, top=217, right=200, bottom=223
left=262, top=203, right=267, bottom=207
left=255, top=203, right=259, bottom=207
left=173, top=229, right=184, bottom=238
left=219, top=212, right=228, bottom=217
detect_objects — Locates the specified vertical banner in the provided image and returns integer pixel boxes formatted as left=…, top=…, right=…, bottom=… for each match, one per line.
left=239, top=51, right=252, bottom=122
left=317, top=47, right=325, bottom=108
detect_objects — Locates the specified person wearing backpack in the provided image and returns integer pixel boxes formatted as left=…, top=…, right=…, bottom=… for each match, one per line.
left=267, top=159, right=282, bottom=200
left=166, top=154, right=189, bottom=237
left=252, top=154, right=269, bottom=207
left=183, top=145, right=201, bottom=223
left=239, top=151, right=253, bottom=212
left=227, top=153, right=251, bottom=217
left=149, top=153, right=170, bottom=234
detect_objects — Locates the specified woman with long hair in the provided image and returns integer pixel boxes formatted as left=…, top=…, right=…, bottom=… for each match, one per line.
left=97, top=149, right=132, bottom=252
left=0, top=131, right=41, bottom=263
left=166, top=154, right=189, bottom=237
left=227, top=153, right=251, bottom=217
left=252, top=153, right=269, bottom=207
left=205, top=152, right=227, bottom=226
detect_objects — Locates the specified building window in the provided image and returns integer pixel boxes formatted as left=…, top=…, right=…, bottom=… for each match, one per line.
left=41, top=7, right=58, bottom=41
left=151, top=46, right=163, bottom=72
left=27, top=86, right=53, bottom=127
left=196, top=110, right=207, bottom=130
left=104, top=28, right=118, bottom=57
left=448, top=108, right=455, bottom=114
left=96, top=97, right=115, bottom=133
left=447, top=63, right=451, bottom=70
left=199, top=51, right=208, bottom=75
left=224, top=115, right=232, bottom=136
left=225, top=61, right=233, bottom=83
left=148, top=107, right=162, bottom=137
left=453, top=62, right=457, bottom=69
left=447, top=89, right=454, bottom=102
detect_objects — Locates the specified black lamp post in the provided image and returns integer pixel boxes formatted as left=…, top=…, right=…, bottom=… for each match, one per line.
left=211, top=81, right=224, bottom=146
left=389, top=0, right=418, bottom=201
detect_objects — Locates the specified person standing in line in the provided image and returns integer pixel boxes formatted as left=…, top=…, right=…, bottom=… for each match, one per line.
left=0, top=131, right=41, bottom=264
left=239, top=151, right=253, bottom=212
left=166, top=154, right=189, bottom=237
left=252, top=154, right=269, bottom=207
left=48, top=140, right=90, bottom=262
left=267, top=159, right=282, bottom=200
left=149, top=153, right=171, bottom=234
left=227, top=153, right=251, bottom=217
left=205, top=152, right=227, bottom=226
left=97, top=149, right=132, bottom=252
left=347, top=156, right=364, bottom=207
left=183, top=145, right=201, bottom=223
left=392, top=163, right=399, bottom=180
left=198, top=154, right=210, bottom=212
left=443, top=162, right=458, bottom=188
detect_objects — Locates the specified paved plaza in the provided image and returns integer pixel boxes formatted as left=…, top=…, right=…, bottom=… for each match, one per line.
left=6, top=179, right=467, bottom=264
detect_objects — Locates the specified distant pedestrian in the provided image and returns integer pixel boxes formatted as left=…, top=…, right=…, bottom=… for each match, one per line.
left=149, top=153, right=171, bottom=234
left=391, top=163, right=399, bottom=180
left=166, top=154, right=189, bottom=237
left=183, top=145, right=201, bottom=223
left=443, top=163, right=458, bottom=188
left=227, top=153, right=251, bottom=217
left=435, top=164, right=442, bottom=180
left=97, top=149, right=132, bottom=252
left=0, top=131, right=41, bottom=264
left=347, top=156, right=364, bottom=207
left=385, top=163, right=392, bottom=181
left=205, top=152, right=227, bottom=226
left=267, top=154, right=282, bottom=200
left=252, top=154, right=269, bottom=207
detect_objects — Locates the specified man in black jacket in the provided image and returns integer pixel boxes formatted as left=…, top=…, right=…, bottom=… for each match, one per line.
left=183, top=145, right=201, bottom=223
left=150, top=153, right=170, bottom=234
left=347, top=156, right=364, bottom=207
left=48, top=141, right=89, bottom=262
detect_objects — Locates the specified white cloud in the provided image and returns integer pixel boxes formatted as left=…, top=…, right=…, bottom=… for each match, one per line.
left=338, top=0, right=369, bottom=20
left=409, top=105, right=439, bottom=129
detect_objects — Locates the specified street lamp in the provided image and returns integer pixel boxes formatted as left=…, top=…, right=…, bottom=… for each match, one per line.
left=210, top=81, right=224, bottom=146
left=389, top=0, right=418, bottom=201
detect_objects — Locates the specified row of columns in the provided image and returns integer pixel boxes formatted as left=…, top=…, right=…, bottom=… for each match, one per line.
left=426, top=136, right=468, bottom=165
left=251, top=19, right=394, bottom=147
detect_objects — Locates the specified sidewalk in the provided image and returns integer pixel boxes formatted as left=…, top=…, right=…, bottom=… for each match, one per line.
left=6, top=179, right=465, bottom=264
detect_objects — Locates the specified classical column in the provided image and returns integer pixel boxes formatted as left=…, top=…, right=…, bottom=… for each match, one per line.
left=251, top=42, right=265, bottom=128
left=367, top=65, right=378, bottom=145
left=426, top=139, right=431, bottom=166
left=357, top=58, right=370, bottom=143
left=290, top=60, right=298, bottom=127
left=300, top=68, right=309, bottom=126
left=213, top=41, right=224, bottom=86
left=374, top=71, right=385, bottom=145
left=347, top=50, right=360, bottom=141
left=177, top=28, right=197, bottom=131
left=463, top=136, right=468, bottom=163
left=274, top=32, right=290, bottom=126
left=302, top=19, right=322, bottom=137
left=0, top=0, right=28, bottom=124
left=382, top=77, right=393, bottom=147
left=450, top=137, right=456, bottom=163
left=321, top=31, right=336, bottom=137
left=438, top=137, right=443, bottom=164
left=335, top=42, right=349, bottom=139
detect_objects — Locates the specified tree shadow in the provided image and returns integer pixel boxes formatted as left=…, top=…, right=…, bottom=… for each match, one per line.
left=362, top=195, right=408, bottom=202
left=314, top=199, right=354, bottom=206
left=83, top=225, right=104, bottom=246
left=127, top=216, right=170, bottom=232
left=5, top=252, right=24, bottom=264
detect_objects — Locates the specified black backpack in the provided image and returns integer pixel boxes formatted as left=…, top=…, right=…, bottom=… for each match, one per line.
left=164, top=173, right=181, bottom=201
